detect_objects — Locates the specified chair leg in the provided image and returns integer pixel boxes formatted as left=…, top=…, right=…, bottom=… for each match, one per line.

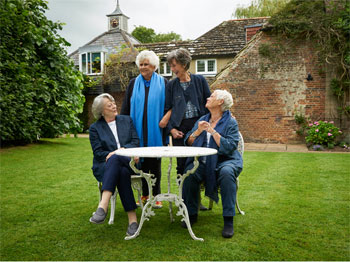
left=108, top=191, right=117, bottom=224
left=235, top=178, right=245, bottom=215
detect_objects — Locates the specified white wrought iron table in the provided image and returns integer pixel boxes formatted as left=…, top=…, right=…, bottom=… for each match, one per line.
left=115, top=146, right=217, bottom=241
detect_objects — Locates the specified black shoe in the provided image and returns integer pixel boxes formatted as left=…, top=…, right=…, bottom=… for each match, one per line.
left=89, top=207, right=107, bottom=224
left=126, top=222, right=138, bottom=236
left=222, top=225, right=234, bottom=238
left=199, top=203, right=209, bottom=211
left=181, top=214, right=198, bottom=228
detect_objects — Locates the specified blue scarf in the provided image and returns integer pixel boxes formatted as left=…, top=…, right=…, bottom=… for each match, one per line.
left=190, top=110, right=231, bottom=202
left=130, top=72, right=165, bottom=147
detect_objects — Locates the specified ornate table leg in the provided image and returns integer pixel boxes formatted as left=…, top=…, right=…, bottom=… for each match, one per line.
left=175, top=157, right=204, bottom=241
left=125, top=158, right=156, bottom=240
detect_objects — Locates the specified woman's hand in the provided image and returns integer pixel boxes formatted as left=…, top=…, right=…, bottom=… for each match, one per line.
left=170, top=128, right=184, bottom=139
left=106, top=150, right=117, bottom=162
left=198, top=121, right=210, bottom=132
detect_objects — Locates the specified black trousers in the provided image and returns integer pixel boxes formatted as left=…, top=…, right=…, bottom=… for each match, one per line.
left=140, top=157, right=162, bottom=196
left=101, top=154, right=137, bottom=212
left=172, top=117, right=199, bottom=175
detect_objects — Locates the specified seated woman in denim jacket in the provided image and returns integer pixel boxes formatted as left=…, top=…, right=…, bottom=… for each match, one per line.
left=182, top=90, right=243, bottom=238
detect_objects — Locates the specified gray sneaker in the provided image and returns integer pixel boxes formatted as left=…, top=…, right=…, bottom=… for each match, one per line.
left=126, top=222, right=138, bottom=236
left=89, top=207, right=107, bottom=224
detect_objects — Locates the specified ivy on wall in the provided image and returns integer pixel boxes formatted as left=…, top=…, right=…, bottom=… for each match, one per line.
left=267, top=0, right=350, bottom=117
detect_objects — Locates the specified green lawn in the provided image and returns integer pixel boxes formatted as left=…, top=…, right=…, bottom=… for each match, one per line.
left=0, top=137, right=349, bottom=261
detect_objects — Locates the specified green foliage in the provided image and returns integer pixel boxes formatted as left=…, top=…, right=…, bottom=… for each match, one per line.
left=102, top=45, right=139, bottom=91
left=0, top=0, right=85, bottom=144
left=269, top=0, right=350, bottom=116
left=305, top=121, right=342, bottom=148
left=1, top=138, right=349, bottom=260
left=131, top=25, right=182, bottom=43
left=234, top=0, right=290, bottom=18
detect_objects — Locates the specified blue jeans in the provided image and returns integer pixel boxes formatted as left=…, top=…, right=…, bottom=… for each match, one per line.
left=102, top=154, right=137, bottom=212
left=183, top=162, right=238, bottom=217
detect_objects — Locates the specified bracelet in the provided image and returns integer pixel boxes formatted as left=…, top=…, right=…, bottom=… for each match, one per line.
left=211, top=131, right=217, bottom=136
left=191, top=132, right=197, bottom=138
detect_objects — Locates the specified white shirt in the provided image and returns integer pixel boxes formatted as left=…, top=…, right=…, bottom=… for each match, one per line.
left=107, top=120, right=121, bottom=149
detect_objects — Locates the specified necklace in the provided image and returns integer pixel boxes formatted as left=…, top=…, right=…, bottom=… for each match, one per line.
left=209, top=117, right=220, bottom=124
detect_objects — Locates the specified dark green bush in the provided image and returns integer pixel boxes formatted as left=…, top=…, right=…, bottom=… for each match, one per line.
left=0, top=0, right=85, bottom=144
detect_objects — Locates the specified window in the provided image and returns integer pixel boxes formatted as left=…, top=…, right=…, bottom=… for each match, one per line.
left=159, top=62, right=172, bottom=76
left=79, top=52, right=105, bottom=75
left=195, top=59, right=217, bottom=75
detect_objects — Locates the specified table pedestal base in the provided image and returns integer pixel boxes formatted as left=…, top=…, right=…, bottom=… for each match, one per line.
left=125, top=193, right=203, bottom=241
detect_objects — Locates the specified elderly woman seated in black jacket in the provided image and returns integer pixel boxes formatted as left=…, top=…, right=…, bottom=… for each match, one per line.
left=89, top=93, right=140, bottom=236
left=182, top=90, right=243, bottom=238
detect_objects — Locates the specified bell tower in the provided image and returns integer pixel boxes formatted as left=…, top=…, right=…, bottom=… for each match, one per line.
left=107, top=0, right=129, bottom=32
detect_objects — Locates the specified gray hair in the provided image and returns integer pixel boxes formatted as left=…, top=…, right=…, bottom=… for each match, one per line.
left=214, top=90, right=233, bottom=111
left=167, top=48, right=192, bottom=70
left=92, top=93, right=115, bottom=119
left=135, top=50, right=159, bottom=71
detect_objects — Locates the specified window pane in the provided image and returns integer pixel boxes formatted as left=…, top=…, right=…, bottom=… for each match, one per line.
left=166, top=63, right=171, bottom=74
left=82, top=54, right=87, bottom=73
left=208, top=60, right=215, bottom=72
left=197, top=60, right=205, bottom=72
left=159, top=62, right=164, bottom=74
left=87, top=53, right=91, bottom=74
left=92, top=52, right=101, bottom=74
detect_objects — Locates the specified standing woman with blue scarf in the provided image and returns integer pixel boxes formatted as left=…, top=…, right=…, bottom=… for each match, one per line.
left=121, top=50, right=168, bottom=209
left=182, top=90, right=243, bottom=238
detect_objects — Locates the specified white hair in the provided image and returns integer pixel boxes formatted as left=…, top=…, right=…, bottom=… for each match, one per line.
left=214, top=90, right=233, bottom=111
left=135, top=50, right=159, bottom=71
left=91, top=93, right=115, bottom=119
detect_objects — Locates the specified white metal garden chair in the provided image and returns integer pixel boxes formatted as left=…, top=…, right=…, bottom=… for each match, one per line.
left=97, top=175, right=143, bottom=225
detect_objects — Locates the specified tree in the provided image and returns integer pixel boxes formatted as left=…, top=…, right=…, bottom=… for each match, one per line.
left=233, top=0, right=290, bottom=18
left=102, top=45, right=139, bottom=91
left=131, top=26, right=182, bottom=43
left=0, top=0, right=85, bottom=145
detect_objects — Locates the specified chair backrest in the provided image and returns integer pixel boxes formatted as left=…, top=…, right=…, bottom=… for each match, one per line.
left=237, top=131, right=244, bottom=156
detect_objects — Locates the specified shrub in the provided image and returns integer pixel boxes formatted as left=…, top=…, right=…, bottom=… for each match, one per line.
left=0, top=0, right=85, bottom=144
left=305, top=121, right=342, bottom=148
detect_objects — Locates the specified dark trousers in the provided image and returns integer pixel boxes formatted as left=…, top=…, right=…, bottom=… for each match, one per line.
left=183, top=163, right=239, bottom=217
left=102, top=154, right=137, bottom=212
left=140, top=157, right=162, bottom=196
left=172, top=117, right=199, bottom=175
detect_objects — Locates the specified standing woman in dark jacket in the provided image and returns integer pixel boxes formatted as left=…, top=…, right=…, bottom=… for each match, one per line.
left=121, top=50, right=167, bottom=208
left=165, top=48, right=211, bottom=175
left=89, top=93, right=140, bottom=236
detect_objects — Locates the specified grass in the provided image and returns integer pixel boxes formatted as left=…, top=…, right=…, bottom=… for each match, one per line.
left=0, top=137, right=349, bottom=261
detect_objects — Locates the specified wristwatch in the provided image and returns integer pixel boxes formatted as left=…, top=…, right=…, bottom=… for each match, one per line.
left=191, top=132, right=197, bottom=138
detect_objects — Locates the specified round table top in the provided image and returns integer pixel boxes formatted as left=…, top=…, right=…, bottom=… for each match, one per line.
left=115, top=146, right=217, bottom=158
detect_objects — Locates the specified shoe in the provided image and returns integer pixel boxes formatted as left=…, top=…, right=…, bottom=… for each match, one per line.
left=154, top=201, right=163, bottom=209
left=126, top=222, right=138, bottom=236
left=89, top=207, right=107, bottom=224
left=222, top=216, right=234, bottom=238
left=222, top=225, right=234, bottom=238
left=199, top=203, right=209, bottom=211
left=136, top=196, right=149, bottom=207
left=181, top=214, right=198, bottom=228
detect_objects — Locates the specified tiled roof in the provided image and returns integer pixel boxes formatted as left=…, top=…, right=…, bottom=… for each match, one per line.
left=69, top=29, right=140, bottom=65
left=135, top=17, right=269, bottom=58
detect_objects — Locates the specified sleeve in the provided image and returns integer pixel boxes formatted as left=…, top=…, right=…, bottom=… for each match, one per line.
left=164, top=81, right=174, bottom=133
left=218, top=119, right=240, bottom=155
left=123, top=117, right=140, bottom=148
left=120, top=79, right=134, bottom=115
left=89, top=124, right=109, bottom=162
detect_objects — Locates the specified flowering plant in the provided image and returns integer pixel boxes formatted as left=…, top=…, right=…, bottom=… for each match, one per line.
left=306, top=121, right=342, bottom=148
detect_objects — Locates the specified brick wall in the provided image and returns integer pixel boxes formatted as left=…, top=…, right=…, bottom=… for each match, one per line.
left=211, top=32, right=327, bottom=143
